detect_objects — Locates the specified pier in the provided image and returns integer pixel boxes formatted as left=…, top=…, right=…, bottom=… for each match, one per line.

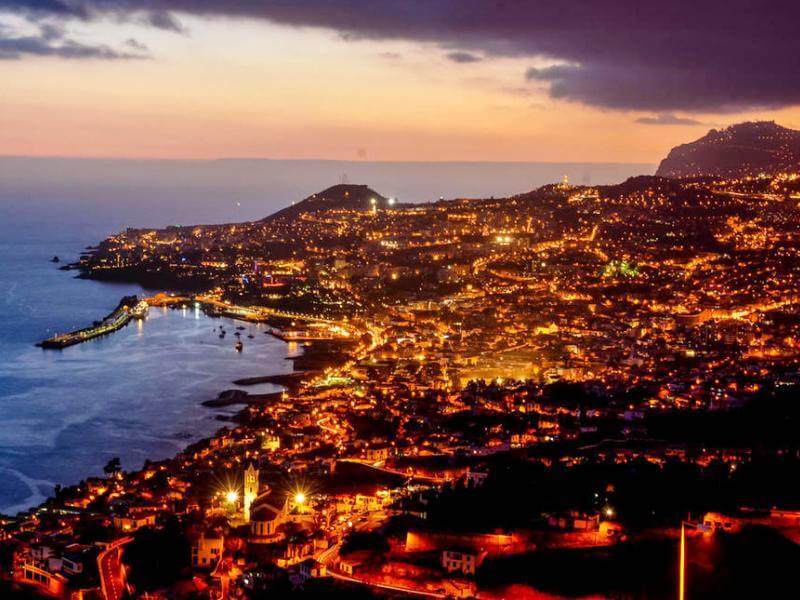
left=37, top=292, right=361, bottom=350
left=37, top=296, right=148, bottom=349
left=266, top=326, right=345, bottom=342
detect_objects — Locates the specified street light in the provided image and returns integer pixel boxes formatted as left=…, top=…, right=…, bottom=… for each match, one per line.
left=225, top=490, right=239, bottom=504
left=679, top=523, right=686, bottom=600
left=679, top=520, right=710, bottom=600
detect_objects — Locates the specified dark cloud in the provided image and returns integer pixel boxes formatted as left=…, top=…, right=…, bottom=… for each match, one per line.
left=0, top=20, right=148, bottom=59
left=37, top=20, right=62, bottom=39
left=124, top=37, right=147, bottom=52
left=0, top=0, right=87, bottom=18
left=635, top=113, right=702, bottom=126
left=137, top=9, right=185, bottom=33
left=5, top=0, right=800, bottom=112
left=446, top=51, right=481, bottom=64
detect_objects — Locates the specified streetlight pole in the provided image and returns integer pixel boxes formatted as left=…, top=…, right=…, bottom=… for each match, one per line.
left=679, top=519, right=709, bottom=600
left=679, top=522, right=686, bottom=600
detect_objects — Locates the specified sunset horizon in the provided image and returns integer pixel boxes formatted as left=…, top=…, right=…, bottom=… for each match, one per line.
left=4, top=3, right=800, bottom=162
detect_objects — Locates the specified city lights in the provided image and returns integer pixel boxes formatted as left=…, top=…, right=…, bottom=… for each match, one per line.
left=15, top=121, right=800, bottom=599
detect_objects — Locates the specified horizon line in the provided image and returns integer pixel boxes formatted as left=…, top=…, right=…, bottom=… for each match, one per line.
left=0, top=154, right=657, bottom=167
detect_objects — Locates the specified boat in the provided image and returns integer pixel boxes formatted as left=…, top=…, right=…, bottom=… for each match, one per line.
left=235, top=340, right=243, bottom=352
left=247, top=334, right=254, bottom=339
left=130, top=300, right=149, bottom=320
left=219, top=332, right=225, bottom=338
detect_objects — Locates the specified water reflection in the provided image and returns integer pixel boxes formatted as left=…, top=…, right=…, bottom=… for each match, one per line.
left=0, top=309, right=293, bottom=514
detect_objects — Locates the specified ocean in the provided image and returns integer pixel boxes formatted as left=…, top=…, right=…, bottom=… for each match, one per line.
left=0, top=157, right=653, bottom=514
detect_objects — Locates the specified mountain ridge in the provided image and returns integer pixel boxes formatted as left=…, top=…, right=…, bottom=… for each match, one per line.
left=656, top=121, right=800, bottom=179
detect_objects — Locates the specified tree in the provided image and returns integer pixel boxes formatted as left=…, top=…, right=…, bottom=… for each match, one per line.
left=123, top=515, right=190, bottom=592
left=103, top=457, right=121, bottom=477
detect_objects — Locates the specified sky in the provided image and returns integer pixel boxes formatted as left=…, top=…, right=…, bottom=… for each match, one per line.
left=2, top=1, right=800, bottom=162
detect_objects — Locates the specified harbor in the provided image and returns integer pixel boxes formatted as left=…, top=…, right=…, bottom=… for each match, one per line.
left=37, top=296, right=149, bottom=349
left=38, top=292, right=360, bottom=351
left=2, top=303, right=294, bottom=516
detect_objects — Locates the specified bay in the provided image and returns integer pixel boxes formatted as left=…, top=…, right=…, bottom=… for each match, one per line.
left=0, top=157, right=652, bottom=514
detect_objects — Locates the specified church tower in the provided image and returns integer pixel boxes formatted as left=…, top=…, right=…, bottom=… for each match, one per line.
left=243, top=463, right=259, bottom=523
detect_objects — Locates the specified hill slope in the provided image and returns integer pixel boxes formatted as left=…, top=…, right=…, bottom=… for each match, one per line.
left=264, top=184, right=388, bottom=221
left=656, top=121, right=800, bottom=179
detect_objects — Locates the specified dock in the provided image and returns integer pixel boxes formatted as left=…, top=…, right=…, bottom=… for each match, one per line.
left=266, top=326, right=341, bottom=342
left=37, top=292, right=357, bottom=350
left=37, top=296, right=149, bottom=349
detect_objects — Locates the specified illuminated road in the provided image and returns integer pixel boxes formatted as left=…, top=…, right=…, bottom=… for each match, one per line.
left=315, top=541, right=341, bottom=567
left=98, top=537, right=132, bottom=600
left=328, top=570, right=446, bottom=598
left=336, top=458, right=446, bottom=484
left=194, top=295, right=344, bottom=326
left=318, top=539, right=445, bottom=598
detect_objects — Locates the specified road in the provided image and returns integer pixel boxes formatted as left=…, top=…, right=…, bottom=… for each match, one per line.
left=98, top=537, right=132, bottom=600
left=328, top=570, right=446, bottom=598
left=194, top=295, right=343, bottom=326
left=318, top=540, right=445, bottom=599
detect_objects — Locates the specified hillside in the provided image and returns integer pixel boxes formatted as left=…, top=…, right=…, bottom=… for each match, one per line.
left=656, top=121, right=800, bottom=179
left=264, top=184, right=388, bottom=221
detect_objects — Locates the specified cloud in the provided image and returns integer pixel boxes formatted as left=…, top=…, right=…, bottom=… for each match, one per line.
left=446, top=51, right=481, bottom=64
left=0, top=20, right=148, bottom=59
left=501, top=86, right=536, bottom=97
left=526, top=65, right=576, bottom=81
left=635, top=113, right=702, bottom=126
left=124, top=37, right=147, bottom=52
left=137, top=9, right=185, bottom=33
left=0, top=0, right=87, bottom=19
left=6, top=1, right=800, bottom=113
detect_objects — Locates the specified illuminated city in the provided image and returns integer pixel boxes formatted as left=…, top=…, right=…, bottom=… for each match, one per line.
left=4, top=3, right=800, bottom=599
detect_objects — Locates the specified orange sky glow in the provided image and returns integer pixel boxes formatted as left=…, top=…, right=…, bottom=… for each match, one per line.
left=2, top=14, right=799, bottom=162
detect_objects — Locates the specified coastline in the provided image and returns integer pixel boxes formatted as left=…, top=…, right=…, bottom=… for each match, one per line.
left=2, top=302, right=350, bottom=518
left=0, top=306, right=292, bottom=516
left=231, top=371, right=314, bottom=390
left=201, top=390, right=283, bottom=408
left=0, top=467, right=54, bottom=517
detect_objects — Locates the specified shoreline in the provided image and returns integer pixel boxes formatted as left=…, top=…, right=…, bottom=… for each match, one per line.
left=201, top=389, right=284, bottom=408
left=231, top=371, right=315, bottom=390
left=1, top=301, right=351, bottom=519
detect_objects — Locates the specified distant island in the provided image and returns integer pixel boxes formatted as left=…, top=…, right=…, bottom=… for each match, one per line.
left=657, top=121, right=800, bottom=179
